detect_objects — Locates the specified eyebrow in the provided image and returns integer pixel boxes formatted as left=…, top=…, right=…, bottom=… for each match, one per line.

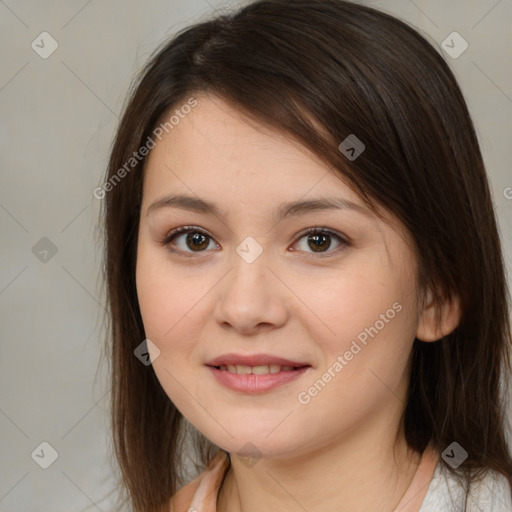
left=146, top=193, right=373, bottom=221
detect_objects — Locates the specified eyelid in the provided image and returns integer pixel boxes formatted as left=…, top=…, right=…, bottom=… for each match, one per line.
left=294, top=226, right=351, bottom=245
left=161, top=225, right=212, bottom=245
left=160, top=225, right=218, bottom=256
left=289, top=226, right=350, bottom=257
left=160, top=225, right=350, bottom=256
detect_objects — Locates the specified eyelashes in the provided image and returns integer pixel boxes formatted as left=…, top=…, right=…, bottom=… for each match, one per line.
left=161, top=226, right=219, bottom=255
left=159, top=225, right=350, bottom=258
left=292, top=226, right=349, bottom=255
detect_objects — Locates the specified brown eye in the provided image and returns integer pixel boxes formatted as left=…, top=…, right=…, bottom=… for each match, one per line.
left=292, top=228, right=349, bottom=255
left=162, top=226, right=219, bottom=254
left=307, top=232, right=332, bottom=252
left=184, top=232, right=210, bottom=251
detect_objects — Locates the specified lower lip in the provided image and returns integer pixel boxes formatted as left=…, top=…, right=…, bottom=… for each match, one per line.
left=206, top=366, right=311, bottom=393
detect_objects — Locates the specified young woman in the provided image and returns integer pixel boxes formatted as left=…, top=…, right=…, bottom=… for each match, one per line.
left=99, top=1, right=512, bottom=511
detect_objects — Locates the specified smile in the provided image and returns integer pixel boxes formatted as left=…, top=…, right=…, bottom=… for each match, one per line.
left=206, top=364, right=311, bottom=393
left=216, top=364, right=299, bottom=374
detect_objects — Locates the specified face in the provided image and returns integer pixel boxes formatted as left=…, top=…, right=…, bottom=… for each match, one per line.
left=135, top=94, right=423, bottom=460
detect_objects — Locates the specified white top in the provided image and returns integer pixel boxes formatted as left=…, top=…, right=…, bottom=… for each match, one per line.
left=419, top=463, right=512, bottom=511
left=169, top=448, right=512, bottom=511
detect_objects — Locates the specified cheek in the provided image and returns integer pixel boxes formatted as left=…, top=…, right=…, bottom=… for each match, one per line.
left=135, top=247, right=207, bottom=419
left=135, top=244, right=195, bottom=350
left=292, top=282, right=414, bottom=443
left=297, top=264, right=417, bottom=393
left=295, top=267, right=405, bottom=346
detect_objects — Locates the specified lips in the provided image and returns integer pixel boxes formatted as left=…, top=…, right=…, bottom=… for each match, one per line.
left=205, top=353, right=312, bottom=393
left=206, top=364, right=311, bottom=393
left=205, top=353, right=310, bottom=368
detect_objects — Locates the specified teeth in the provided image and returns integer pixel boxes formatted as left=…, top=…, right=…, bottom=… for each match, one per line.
left=218, top=364, right=298, bottom=374
left=252, top=365, right=270, bottom=374
left=269, top=364, right=281, bottom=373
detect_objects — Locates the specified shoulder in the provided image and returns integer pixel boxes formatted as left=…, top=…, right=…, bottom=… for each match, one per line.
left=169, top=451, right=230, bottom=512
left=467, top=470, right=512, bottom=511
left=419, top=462, right=512, bottom=511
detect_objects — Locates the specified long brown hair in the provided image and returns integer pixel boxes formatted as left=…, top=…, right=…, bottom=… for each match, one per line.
left=98, top=1, right=512, bottom=510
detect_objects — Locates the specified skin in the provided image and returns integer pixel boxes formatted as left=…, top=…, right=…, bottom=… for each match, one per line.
left=135, top=93, right=461, bottom=512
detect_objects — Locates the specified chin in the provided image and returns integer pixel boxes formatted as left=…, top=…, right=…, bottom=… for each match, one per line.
left=202, top=429, right=305, bottom=461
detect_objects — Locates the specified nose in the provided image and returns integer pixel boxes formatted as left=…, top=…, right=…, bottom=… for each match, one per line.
left=213, top=248, right=289, bottom=335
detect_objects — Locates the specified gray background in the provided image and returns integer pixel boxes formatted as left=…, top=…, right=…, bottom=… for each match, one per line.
left=1, top=0, right=511, bottom=510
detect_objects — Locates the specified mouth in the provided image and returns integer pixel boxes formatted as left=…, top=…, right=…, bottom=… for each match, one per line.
left=204, top=355, right=313, bottom=393
left=208, top=363, right=310, bottom=374
left=205, top=353, right=311, bottom=369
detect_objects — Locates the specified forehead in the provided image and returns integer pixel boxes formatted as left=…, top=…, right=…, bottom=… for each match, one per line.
left=142, top=95, right=367, bottom=211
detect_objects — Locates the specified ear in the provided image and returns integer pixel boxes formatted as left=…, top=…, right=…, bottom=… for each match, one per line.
left=416, top=287, right=462, bottom=342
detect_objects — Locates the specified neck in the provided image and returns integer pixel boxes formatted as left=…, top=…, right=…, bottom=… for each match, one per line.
left=217, top=421, right=423, bottom=512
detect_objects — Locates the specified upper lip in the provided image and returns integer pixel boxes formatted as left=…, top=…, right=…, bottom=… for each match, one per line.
left=205, top=353, right=311, bottom=368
